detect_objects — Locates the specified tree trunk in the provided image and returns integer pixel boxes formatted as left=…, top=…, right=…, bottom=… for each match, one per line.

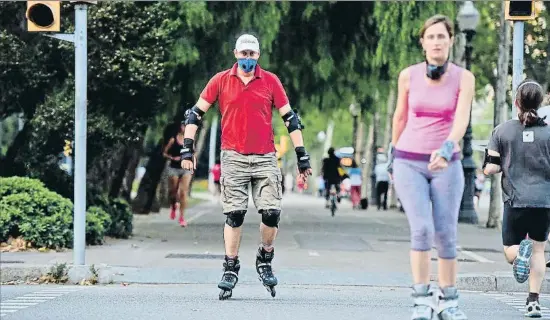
left=156, top=160, right=170, bottom=209
left=131, top=139, right=166, bottom=214
left=109, top=142, right=136, bottom=199
left=361, top=114, right=374, bottom=201
left=383, top=88, right=396, bottom=148
left=354, top=111, right=365, bottom=166
left=383, top=88, right=399, bottom=208
left=486, top=2, right=511, bottom=229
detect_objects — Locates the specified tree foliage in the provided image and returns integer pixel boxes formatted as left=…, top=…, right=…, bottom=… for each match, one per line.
left=0, top=1, right=545, bottom=210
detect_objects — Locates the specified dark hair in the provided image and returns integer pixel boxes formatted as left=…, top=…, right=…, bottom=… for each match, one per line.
left=328, top=147, right=335, bottom=156
left=420, top=14, right=453, bottom=38
left=516, top=79, right=545, bottom=126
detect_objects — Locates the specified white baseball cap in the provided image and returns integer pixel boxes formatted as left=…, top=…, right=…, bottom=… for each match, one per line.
left=235, top=34, right=260, bottom=53
left=538, top=105, right=550, bottom=124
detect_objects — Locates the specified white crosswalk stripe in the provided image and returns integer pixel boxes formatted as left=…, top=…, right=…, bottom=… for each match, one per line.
left=483, top=292, right=550, bottom=319
left=0, top=286, right=85, bottom=318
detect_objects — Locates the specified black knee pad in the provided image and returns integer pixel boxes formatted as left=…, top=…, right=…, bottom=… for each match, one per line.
left=225, top=210, right=246, bottom=228
left=260, top=209, right=281, bottom=228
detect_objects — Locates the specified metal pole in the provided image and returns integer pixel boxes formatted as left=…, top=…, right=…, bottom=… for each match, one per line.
left=458, top=30, right=478, bottom=224
left=73, top=4, right=88, bottom=265
left=511, top=21, right=524, bottom=120
left=370, top=124, right=377, bottom=203
left=207, top=114, right=218, bottom=193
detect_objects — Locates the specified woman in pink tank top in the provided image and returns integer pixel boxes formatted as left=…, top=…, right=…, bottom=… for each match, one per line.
left=387, top=15, right=475, bottom=320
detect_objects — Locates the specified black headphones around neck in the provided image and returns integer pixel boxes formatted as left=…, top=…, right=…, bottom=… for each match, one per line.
left=426, top=60, right=448, bottom=80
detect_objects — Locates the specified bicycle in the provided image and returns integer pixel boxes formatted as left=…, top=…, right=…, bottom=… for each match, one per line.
left=329, top=184, right=338, bottom=217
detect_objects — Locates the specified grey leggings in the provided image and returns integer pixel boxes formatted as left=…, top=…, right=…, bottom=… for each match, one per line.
left=393, top=158, right=464, bottom=259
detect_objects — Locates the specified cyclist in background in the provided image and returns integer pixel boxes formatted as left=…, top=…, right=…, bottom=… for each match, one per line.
left=321, top=147, right=344, bottom=208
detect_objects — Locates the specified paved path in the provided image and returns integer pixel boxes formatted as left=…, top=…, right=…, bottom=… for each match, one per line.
left=3, top=191, right=545, bottom=294
left=1, top=192, right=508, bottom=273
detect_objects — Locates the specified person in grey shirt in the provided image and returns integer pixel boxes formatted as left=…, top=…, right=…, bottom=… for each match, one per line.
left=374, top=153, right=390, bottom=210
left=484, top=79, right=550, bottom=318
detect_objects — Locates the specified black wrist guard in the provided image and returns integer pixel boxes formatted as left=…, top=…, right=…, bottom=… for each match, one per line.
left=295, top=147, right=311, bottom=173
left=181, top=138, right=195, bottom=161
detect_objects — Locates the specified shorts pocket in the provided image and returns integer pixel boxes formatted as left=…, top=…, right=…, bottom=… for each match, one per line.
left=220, top=176, right=228, bottom=203
left=269, top=173, right=282, bottom=200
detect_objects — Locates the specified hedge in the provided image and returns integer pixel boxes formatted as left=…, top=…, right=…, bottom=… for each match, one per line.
left=0, top=176, right=132, bottom=249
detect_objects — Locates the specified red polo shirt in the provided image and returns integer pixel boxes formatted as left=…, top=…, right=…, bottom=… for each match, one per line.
left=200, top=63, right=289, bottom=155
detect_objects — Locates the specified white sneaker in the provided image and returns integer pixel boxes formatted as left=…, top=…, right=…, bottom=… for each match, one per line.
left=525, top=300, right=542, bottom=318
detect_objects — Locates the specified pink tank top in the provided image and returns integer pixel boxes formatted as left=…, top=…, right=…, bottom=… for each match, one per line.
left=395, top=62, right=463, bottom=158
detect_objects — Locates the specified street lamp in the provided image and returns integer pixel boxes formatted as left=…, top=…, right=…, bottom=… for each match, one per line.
left=457, top=1, right=480, bottom=224
left=349, top=103, right=359, bottom=158
left=317, top=131, right=326, bottom=143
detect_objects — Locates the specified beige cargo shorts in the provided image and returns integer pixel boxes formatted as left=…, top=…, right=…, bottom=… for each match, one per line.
left=220, top=150, right=283, bottom=213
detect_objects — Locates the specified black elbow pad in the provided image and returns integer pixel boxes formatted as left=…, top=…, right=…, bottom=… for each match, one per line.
left=282, top=109, right=303, bottom=133
left=184, top=106, right=205, bottom=127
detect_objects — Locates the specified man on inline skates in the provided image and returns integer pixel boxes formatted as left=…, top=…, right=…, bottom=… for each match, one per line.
left=181, top=34, right=312, bottom=300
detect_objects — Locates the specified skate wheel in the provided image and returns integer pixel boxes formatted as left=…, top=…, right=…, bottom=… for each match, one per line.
left=219, top=289, right=232, bottom=300
left=270, top=287, right=276, bottom=298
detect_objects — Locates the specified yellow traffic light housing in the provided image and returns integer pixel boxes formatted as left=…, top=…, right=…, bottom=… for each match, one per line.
left=505, top=1, right=537, bottom=21
left=26, top=1, right=61, bottom=32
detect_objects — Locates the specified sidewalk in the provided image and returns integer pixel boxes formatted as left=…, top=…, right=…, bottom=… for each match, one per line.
left=2, top=191, right=548, bottom=293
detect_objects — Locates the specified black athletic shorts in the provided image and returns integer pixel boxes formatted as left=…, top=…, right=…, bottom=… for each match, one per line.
left=502, top=201, right=550, bottom=246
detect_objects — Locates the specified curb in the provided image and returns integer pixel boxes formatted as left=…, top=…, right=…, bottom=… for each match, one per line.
left=0, top=264, right=115, bottom=285
left=1, top=264, right=549, bottom=293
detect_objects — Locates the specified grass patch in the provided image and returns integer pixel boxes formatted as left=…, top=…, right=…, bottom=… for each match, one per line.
left=192, top=179, right=208, bottom=192
left=39, top=262, right=68, bottom=284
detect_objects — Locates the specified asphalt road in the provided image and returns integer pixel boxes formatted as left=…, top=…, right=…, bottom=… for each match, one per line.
left=1, top=284, right=548, bottom=320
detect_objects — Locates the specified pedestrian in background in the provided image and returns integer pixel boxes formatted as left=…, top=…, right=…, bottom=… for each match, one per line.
left=374, top=154, right=390, bottom=211
left=348, top=160, right=362, bottom=209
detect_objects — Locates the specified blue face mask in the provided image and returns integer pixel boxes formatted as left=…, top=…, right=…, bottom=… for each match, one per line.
left=238, top=58, right=257, bottom=73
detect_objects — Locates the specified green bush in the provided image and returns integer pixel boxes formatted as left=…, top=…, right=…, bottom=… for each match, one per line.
left=0, top=191, right=73, bottom=248
left=0, top=177, right=133, bottom=247
left=0, top=176, right=47, bottom=199
left=88, top=192, right=133, bottom=239
left=86, top=206, right=111, bottom=245
left=107, top=198, right=133, bottom=239
left=0, top=202, right=22, bottom=242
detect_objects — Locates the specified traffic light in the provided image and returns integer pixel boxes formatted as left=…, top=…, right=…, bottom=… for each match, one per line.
left=63, top=140, right=72, bottom=157
left=26, top=1, right=61, bottom=32
left=505, top=1, right=537, bottom=21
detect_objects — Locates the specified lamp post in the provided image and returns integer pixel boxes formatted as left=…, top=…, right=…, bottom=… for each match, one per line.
left=457, top=1, right=480, bottom=224
left=349, top=103, right=359, bottom=158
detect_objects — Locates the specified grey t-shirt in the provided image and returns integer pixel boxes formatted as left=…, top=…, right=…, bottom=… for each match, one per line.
left=487, top=119, right=550, bottom=208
